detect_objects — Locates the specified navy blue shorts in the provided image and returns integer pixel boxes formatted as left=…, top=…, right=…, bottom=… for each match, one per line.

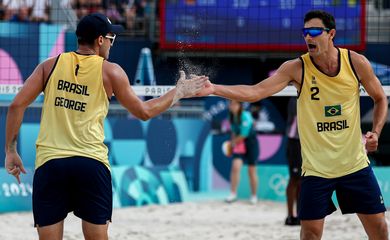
left=33, top=156, right=112, bottom=227
left=298, top=166, right=386, bottom=220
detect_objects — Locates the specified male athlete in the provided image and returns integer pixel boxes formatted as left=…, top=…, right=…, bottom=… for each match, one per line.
left=199, top=10, right=388, bottom=240
left=5, top=13, right=207, bottom=240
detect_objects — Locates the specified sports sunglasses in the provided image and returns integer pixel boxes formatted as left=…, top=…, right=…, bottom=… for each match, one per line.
left=302, top=27, right=330, bottom=37
left=104, top=34, right=116, bottom=46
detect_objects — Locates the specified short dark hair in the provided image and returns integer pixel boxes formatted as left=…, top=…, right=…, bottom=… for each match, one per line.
left=304, top=10, right=336, bottom=30
left=77, top=38, right=96, bottom=46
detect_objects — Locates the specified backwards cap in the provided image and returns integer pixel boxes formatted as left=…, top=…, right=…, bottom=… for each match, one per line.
left=76, top=13, right=124, bottom=42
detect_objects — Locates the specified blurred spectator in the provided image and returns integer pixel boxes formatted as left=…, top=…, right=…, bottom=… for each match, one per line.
left=122, top=0, right=153, bottom=34
left=2, top=0, right=50, bottom=22
left=106, top=2, right=125, bottom=25
left=0, top=0, right=156, bottom=35
left=0, top=1, right=6, bottom=20
left=10, top=5, right=30, bottom=22
left=134, top=0, right=146, bottom=17
left=30, top=0, right=50, bottom=22
left=224, top=100, right=259, bottom=205
left=73, top=0, right=104, bottom=19
left=3, top=0, right=31, bottom=21
left=124, top=3, right=136, bottom=31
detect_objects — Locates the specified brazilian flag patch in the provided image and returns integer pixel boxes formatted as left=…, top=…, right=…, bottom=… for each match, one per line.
left=325, top=105, right=341, bottom=117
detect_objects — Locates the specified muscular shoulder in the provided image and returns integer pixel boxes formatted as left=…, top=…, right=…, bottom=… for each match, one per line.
left=349, top=51, right=371, bottom=77
left=42, top=55, right=59, bottom=66
left=349, top=50, right=368, bottom=65
left=350, top=51, right=370, bottom=67
left=277, top=58, right=302, bottom=84
left=102, top=60, right=131, bottom=97
left=102, top=60, right=126, bottom=79
left=40, top=55, right=60, bottom=81
left=279, top=58, right=302, bottom=72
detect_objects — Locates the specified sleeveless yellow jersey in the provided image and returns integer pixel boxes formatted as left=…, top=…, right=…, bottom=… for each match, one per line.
left=35, top=52, right=109, bottom=169
left=297, top=48, right=368, bottom=178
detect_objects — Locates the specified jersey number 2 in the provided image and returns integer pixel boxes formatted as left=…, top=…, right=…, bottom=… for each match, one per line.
left=311, top=87, right=320, bottom=100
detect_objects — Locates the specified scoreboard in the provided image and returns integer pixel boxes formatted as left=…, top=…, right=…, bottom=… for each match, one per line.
left=160, top=0, right=365, bottom=51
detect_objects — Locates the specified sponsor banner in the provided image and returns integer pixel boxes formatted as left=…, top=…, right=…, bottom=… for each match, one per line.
left=0, top=166, right=189, bottom=212
left=0, top=168, right=34, bottom=212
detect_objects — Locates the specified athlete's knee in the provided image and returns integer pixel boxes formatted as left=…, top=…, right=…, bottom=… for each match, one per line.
left=300, top=221, right=323, bottom=240
left=373, top=219, right=388, bottom=240
left=362, top=214, right=388, bottom=240
left=300, top=230, right=322, bottom=240
left=83, top=230, right=108, bottom=240
left=82, top=221, right=109, bottom=240
left=37, top=221, right=64, bottom=240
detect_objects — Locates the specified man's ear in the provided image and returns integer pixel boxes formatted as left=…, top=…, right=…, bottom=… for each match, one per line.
left=97, top=36, right=104, bottom=46
left=329, top=29, right=336, bottom=41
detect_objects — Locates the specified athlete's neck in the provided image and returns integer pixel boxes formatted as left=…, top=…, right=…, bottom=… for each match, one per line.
left=311, top=46, right=339, bottom=76
left=76, top=46, right=97, bottom=55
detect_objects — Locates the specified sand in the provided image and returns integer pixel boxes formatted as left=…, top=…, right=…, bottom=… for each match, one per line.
left=0, top=200, right=388, bottom=240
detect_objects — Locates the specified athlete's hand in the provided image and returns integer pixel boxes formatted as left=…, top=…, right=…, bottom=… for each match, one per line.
left=365, top=131, right=379, bottom=153
left=196, top=80, right=215, bottom=97
left=5, top=152, right=26, bottom=184
left=172, top=71, right=208, bottom=105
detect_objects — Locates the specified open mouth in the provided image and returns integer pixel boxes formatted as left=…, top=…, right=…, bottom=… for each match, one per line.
left=308, top=43, right=317, bottom=50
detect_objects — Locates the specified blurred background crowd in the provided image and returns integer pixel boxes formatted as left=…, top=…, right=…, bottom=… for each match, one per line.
left=0, top=0, right=155, bottom=35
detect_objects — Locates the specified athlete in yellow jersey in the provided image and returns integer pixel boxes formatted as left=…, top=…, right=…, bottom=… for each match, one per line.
left=198, top=10, right=388, bottom=240
left=5, top=13, right=208, bottom=240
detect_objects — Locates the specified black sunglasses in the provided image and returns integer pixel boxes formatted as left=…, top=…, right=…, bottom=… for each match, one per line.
left=302, top=27, right=330, bottom=37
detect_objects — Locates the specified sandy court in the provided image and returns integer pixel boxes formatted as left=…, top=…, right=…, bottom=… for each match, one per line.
left=0, top=200, right=388, bottom=240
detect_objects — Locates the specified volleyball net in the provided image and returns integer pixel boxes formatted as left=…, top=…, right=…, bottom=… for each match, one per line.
left=1, top=85, right=390, bottom=98
left=0, top=1, right=389, bottom=96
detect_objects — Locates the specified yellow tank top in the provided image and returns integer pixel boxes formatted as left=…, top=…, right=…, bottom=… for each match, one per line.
left=297, top=48, right=368, bottom=178
left=35, top=52, right=109, bottom=169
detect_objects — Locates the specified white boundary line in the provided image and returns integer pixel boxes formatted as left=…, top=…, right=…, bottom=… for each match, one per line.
left=1, top=84, right=390, bottom=97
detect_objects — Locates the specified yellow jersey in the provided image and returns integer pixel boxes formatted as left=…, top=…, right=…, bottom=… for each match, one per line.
left=35, top=52, right=109, bottom=169
left=297, top=48, right=368, bottom=178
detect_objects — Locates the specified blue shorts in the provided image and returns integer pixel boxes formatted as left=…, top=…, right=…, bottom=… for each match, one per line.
left=298, top=166, right=386, bottom=220
left=33, top=156, right=112, bottom=227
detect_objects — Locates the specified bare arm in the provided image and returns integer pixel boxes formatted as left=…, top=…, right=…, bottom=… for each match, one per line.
left=5, top=60, right=47, bottom=182
left=351, top=51, right=388, bottom=151
left=199, top=59, right=301, bottom=102
left=104, top=62, right=207, bottom=120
